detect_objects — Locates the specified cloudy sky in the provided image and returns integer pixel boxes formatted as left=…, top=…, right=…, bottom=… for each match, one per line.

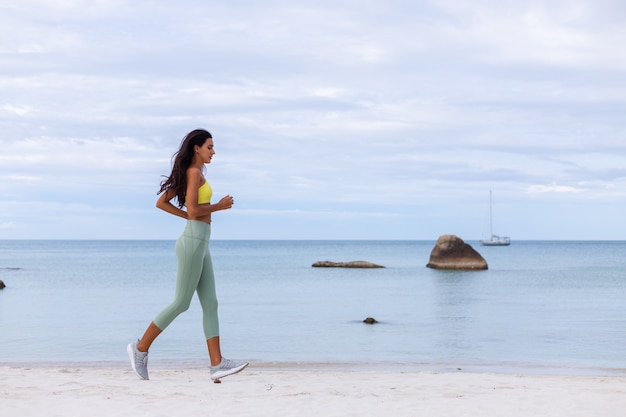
left=1, top=0, right=625, bottom=240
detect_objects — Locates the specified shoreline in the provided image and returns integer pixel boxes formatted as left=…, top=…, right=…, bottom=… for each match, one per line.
left=2, top=359, right=624, bottom=377
left=2, top=364, right=625, bottom=417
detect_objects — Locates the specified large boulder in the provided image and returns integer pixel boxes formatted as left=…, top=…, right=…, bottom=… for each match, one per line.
left=426, top=235, right=488, bottom=270
left=312, top=260, right=385, bottom=268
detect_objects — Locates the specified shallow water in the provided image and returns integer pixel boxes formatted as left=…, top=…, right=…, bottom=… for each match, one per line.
left=1, top=240, right=625, bottom=374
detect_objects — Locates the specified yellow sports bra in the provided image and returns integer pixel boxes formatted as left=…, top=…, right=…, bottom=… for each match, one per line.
left=198, top=181, right=213, bottom=204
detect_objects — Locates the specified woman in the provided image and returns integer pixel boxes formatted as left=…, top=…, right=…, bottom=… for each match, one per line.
left=127, top=129, right=248, bottom=381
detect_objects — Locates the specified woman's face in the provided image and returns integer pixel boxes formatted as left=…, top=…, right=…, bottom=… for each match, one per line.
left=195, top=138, right=215, bottom=164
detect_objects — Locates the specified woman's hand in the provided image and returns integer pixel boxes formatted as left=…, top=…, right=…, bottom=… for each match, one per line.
left=216, top=195, right=234, bottom=211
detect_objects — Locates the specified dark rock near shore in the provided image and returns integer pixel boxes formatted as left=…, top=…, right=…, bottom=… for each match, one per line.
left=0, top=280, right=5, bottom=289
left=426, top=234, right=488, bottom=270
left=312, top=260, right=385, bottom=268
left=363, top=317, right=378, bottom=324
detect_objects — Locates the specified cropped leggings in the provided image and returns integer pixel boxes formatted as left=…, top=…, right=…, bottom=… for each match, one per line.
left=153, top=220, right=219, bottom=339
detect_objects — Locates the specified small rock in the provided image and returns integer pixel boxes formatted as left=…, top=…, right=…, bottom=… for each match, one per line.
left=312, top=261, right=384, bottom=268
left=363, top=317, right=378, bottom=324
left=0, top=280, right=5, bottom=289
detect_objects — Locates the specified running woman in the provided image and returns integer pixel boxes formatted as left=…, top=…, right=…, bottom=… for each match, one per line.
left=127, top=129, right=248, bottom=381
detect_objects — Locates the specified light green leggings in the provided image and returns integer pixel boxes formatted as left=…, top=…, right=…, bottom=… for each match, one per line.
left=153, top=220, right=219, bottom=339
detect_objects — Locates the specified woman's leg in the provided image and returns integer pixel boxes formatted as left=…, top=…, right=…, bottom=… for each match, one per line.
left=196, top=247, right=222, bottom=365
left=206, top=337, right=222, bottom=366
left=137, top=322, right=162, bottom=352
left=140, top=232, right=207, bottom=351
left=194, top=232, right=249, bottom=379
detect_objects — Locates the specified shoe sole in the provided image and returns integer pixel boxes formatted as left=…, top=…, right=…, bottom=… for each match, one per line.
left=211, top=362, right=249, bottom=381
left=127, top=343, right=149, bottom=380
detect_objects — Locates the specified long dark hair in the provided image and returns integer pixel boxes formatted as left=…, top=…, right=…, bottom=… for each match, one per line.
left=158, top=129, right=212, bottom=208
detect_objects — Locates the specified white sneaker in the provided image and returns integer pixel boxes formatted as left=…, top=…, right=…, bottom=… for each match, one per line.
left=210, top=358, right=249, bottom=380
left=127, top=341, right=149, bottom=380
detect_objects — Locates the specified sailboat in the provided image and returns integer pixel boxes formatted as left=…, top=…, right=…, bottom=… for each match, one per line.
left=480, top=190, right=511, bottom=246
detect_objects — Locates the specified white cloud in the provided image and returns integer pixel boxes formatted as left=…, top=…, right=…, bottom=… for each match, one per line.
left=527, top=183, right=585, bottom=194
left=1, top=104, right=34, bottom=116
left=0, top=175, right=41, bottom=182
left=437, top=0, right=626, bottom=69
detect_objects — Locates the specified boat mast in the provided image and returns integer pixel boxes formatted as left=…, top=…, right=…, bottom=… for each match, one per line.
left=489, top=190, right=493, bottom=238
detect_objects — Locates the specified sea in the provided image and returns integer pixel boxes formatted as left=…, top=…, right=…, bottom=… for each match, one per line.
left=0, top=240, right=624, bottom=375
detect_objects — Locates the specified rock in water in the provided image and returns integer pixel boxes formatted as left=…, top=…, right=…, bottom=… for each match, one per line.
left=363, top=317, right=378, bottom=324
left=426, top=234, right=488, bottom=270
left=0, top=280, right=5, bottom=289
left=312, top=261, right=384, bottom=268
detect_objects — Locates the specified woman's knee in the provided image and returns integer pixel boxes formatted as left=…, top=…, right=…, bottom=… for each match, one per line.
left=170, top=297, right=193, bottom=315
left=199, top=296, right=218, bottom=314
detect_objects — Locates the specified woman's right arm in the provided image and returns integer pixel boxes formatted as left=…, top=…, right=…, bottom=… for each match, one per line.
left=156, top=188, right=188, bottom=219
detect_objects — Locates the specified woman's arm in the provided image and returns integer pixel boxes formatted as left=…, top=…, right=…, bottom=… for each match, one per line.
left=186, top=167, right=234, bottom=220
left=156, top=187, right=188, bottom=219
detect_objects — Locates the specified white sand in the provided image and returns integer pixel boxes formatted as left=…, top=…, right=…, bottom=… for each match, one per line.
left=1, top=364, right=625, bottom=417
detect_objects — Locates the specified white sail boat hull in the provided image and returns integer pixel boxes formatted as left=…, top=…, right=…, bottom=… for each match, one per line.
left=480, top=235, right=511, bottom=246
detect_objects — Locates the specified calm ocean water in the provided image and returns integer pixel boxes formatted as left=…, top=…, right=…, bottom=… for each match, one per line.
left=1, top=240, right=624, bottom=375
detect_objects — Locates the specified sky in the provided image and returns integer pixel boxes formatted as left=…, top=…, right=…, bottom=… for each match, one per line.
left=1, top=0, right=625, bottom=240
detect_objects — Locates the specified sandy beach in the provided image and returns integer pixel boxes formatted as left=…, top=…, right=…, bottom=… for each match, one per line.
left=1, top=364, right=624, bottom=417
